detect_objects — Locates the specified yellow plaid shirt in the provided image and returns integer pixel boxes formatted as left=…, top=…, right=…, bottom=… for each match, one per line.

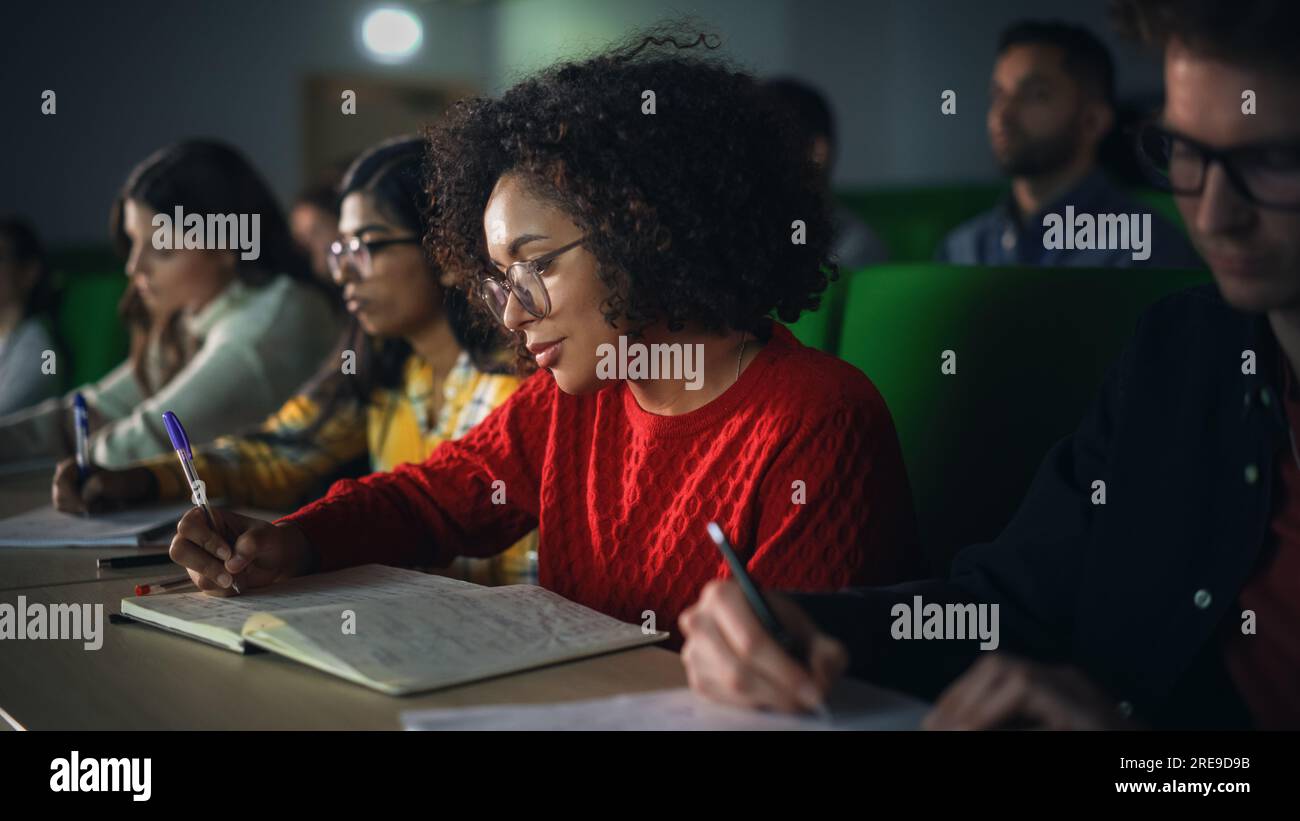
left=139, top=351, right=535, bottom=585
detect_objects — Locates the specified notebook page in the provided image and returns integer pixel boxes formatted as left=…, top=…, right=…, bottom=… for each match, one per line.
left=123, top=564, right=477, bottom=634
left=241, top=584, right=669, bottom=693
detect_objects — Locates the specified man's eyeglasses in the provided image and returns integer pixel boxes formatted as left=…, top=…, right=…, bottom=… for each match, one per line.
left=478, top=237, right=585, bottom=324
left=1133, top=122, right=1300, bottom=211
left=327, top=235, right=421, bottom=282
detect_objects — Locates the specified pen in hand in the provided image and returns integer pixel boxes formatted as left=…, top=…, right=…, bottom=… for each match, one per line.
left=73, top=391, right=90, bottom=483
left=705, top=521, right=828, bottom=716
left=162, top=410, right=241, bottom=594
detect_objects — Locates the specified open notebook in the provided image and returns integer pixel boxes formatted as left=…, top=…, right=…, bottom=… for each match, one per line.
left=120, top=564, right=670, bottom=695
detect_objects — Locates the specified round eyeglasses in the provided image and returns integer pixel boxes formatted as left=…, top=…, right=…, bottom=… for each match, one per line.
left=478, top=237, right=585, bottom=324
left=327, top=235, right=421, bottom=283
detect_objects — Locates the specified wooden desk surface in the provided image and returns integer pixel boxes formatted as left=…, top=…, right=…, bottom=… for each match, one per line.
left=0, top=545, right=175, bottom=593
left=0, top=470, right=685, bottom=728
left=0, top=467, right=53, bottom=519
left=0, top=468, right=687, bottom=729
left=0, top=577, right=686, bottom=730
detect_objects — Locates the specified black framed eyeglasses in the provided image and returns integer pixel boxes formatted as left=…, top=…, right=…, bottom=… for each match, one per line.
left=1132, top=121, right=1300, bottom=211
left=478, top=236, right=585, bottom=324
left=327, top=235, right=421, bottom=282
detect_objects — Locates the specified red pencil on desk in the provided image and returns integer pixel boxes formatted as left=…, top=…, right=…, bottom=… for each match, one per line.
left=134, top=576, right=194, bottom=596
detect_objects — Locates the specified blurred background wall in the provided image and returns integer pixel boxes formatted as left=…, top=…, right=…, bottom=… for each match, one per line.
left=2, top=0, right=1162, bottom=245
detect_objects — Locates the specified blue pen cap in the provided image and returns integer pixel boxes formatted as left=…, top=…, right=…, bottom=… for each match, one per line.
left=161, top=411, right=192, bottom=457
left=73, top=392, right=87, bottom=415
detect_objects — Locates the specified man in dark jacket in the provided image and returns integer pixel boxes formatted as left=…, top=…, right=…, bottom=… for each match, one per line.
left=678, top=0, right=1300, bottom=730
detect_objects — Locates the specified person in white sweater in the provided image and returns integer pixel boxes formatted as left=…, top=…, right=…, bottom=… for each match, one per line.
left=0, top=140, right=341, bottom=468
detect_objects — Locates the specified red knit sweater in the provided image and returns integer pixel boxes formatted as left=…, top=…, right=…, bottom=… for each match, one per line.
left=279, top=322, right=921, bottom=643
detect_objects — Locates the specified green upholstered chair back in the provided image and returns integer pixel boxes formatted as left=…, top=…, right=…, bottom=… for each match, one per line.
left=838, top=185, right=1003, bottom=262
left=836, top=185, right=1185, bottom=263
left=835, top=263, right=1211, bottom=571
left=48, top=246, right=129, bottom=390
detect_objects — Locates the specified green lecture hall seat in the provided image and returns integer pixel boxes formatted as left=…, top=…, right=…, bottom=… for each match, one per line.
left=838, top=184, right=1003, bottom=262
left=790, top=185, right=1186, bottom=351
left=834, top=263, right=1210, bottom=572
left=47, top=246, right=128, bottom=391
left=836, top=183, right=1186, bottom=264
left=788, top=184, right=1202, bottom=569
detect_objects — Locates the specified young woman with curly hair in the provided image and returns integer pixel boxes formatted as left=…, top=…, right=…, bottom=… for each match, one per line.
left=166, top=31, right=922, bottom=649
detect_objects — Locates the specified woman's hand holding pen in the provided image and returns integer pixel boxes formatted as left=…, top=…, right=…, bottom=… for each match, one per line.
left=678, top=579, right=849, bottom=714
left=169, top=508, right=314, bottom=596
left=52, top=458, right=158, bottom=514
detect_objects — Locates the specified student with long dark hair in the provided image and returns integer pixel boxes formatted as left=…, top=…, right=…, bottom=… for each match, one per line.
left=0, top=140, right=340, bottom=466
left=0, top=217, right=62, bottom=415
left=165, top=32, right=922, bottom=643
left=53, top=137, right=533, bottom=584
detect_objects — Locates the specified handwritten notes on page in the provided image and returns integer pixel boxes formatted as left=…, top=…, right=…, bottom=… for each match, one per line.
left=121, top=564, right=669, bottom=695
left=241, top=584, right=669, bottom=694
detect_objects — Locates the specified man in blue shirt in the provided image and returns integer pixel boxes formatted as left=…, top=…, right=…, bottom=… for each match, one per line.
left=938, top=20, right=1201, bottom=269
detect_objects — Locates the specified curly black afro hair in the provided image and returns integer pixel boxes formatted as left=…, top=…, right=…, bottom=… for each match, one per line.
left=424, top=25, right=837, bottom=364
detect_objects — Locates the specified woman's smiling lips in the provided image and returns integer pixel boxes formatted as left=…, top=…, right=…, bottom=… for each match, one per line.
left=528, top=338, right=564, bottom=368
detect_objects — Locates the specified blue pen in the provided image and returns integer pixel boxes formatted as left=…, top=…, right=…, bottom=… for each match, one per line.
left=73, top=392, right=90, bottom=483
left=162, top=411, right=240, bottom=594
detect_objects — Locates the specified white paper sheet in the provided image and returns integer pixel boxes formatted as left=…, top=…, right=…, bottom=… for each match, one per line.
left=0, top=502, right=195, bottom=547
left=401, top=679, right=929, bottom=731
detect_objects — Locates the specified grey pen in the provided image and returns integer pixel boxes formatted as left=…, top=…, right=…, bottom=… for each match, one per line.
left=706, top=521, right=829, bottom=717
